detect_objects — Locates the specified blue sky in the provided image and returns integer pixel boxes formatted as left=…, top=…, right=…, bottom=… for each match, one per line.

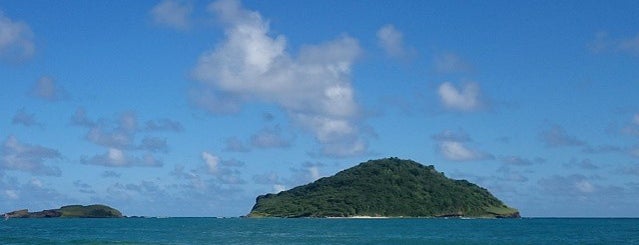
left=1, top=0, right=639, bottom=217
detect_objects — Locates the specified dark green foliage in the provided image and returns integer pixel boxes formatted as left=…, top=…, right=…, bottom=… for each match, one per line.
left=59, top=204, right=123, bottom=218
left=248, top=158, right=519, bottom=218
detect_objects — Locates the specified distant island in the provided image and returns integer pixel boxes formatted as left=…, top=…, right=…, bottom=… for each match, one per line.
left=247, top=158, right=520, bottom=218
left=3, top=204, right=123, bottom=218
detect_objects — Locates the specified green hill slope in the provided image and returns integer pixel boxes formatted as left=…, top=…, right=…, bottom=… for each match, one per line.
left=248, top=158, right=519, bottom=218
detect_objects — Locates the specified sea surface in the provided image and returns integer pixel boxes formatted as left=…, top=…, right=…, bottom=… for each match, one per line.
left=1, top=217, right=638, bottom=244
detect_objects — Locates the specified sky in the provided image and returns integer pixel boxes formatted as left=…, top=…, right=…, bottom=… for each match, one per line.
left=1, top=0, right=638, bottom=217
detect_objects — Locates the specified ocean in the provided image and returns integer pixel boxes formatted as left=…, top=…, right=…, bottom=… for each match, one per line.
left=1, top=218, right=638, bottom=244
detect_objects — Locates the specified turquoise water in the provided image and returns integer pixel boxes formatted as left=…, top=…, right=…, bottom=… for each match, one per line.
left=1, top=218, right=638, bottom=244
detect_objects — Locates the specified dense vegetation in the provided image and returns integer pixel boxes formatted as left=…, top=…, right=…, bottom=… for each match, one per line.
left=58, top=204, right=123, bottom=218
left=248, top=158, right=519, bottom=218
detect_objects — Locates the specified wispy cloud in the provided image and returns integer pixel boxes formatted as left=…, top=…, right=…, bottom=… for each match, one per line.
left=12, top=108, right=42, bottom=127
left=563, top=158, right=600, bottom=170
left=437, top=82, right=487, bottom=111
left=539, top=125, right=585, bottom=148
left=433, top=53, right=473, bottom=74
left=499, top=156, right=540, bottom=166
left=29, top=76, right=68, bottom=102
left=144, top=118, right=183, bottom=132
left=150, top=0, right=193, bottom=31
left=0, top=10, right=34, bottom=62
left=589, top=31, right=639, bottom=56
left=192, top=0, right=368, bottom=157
left=376, top=24, right=413, bottom=59
left=250, top=126, right=292, bottom=149
left=223, top=137, right=250, bottom=152
left=0, top=136, right=61, bottom=176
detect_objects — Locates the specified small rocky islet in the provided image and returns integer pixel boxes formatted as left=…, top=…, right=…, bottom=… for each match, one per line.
left=3, top=204, right=123, bottom=218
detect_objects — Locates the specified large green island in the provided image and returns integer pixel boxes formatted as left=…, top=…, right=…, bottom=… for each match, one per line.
left=248, top=158, right=520, bottom=218
left=3, top=204, right=123, bottom=218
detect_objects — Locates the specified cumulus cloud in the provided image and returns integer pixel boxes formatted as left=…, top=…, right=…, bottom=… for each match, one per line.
left=29, top=76, right=68, bottom=102
left=437, top=82, right=486, bottom=111
left=252, top=172, right=286, bottom=193
left=538, top=175, right=599, bottom=195
left=72, top=110, right=182, bottom=167
left=438, top=141, right=490, bottom=161
left=376, top=24, right=412, bottom=59
left=432, top=129, right=492, bottom=162
left=81, top=148, right=163, bottom=167
left=12, top=108, right=41, bottom=127
left=539, top=125, right=585, bottom=148
left=0, top=10, right=34, bottom=61
left=289, top=162, right=324, bottom=186
left=200, top=151, right=244, bottom=184
left=150, top=0, right=193, bottom=30
left=192, top=0, right=367, bottom=157
left=202, top=151, right=220, bottom=174
left=433, top=53, right=473, bottom=74
left=0, top=136, right=61, bottom=176
left=0, top=177, right=75, bottom=210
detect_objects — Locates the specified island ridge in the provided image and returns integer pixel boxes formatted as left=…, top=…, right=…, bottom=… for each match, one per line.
left=248, top=157, right=520, bottom=218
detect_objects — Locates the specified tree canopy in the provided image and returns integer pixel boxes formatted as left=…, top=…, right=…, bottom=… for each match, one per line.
left=248, top=157, right=519, bottom=218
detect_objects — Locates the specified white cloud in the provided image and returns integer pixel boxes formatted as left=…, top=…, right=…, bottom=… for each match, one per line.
left=0, top=136, right=61, bottom=176
left=433, top=53, right=472, bottom=73
left=439, top=141, right=484, bottom=161
left=150, top=0, right=193, bottom=31
left=29, top=76, right=68, bottom=102
left=432, top=129, right=492, bottom=162
left=81, top=148, right=163, bottom=167
left=437, top=82, right=485, bottom=111
left=273, top=184, right=286, bottom=193
left=574, top=180, right=595, bottom=193
left=5, top=189, right=19, bottom=200
left=202, top=151, right=220, bottom=174
left=376, top=24, right=411, bottom=59
left=72, top=110, right=180, bottom=167
left=192, top=0, right=367, bottom=157
left=539, top=175, right=601, bottom=196
left=0, top=10, right=34, bottom=61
